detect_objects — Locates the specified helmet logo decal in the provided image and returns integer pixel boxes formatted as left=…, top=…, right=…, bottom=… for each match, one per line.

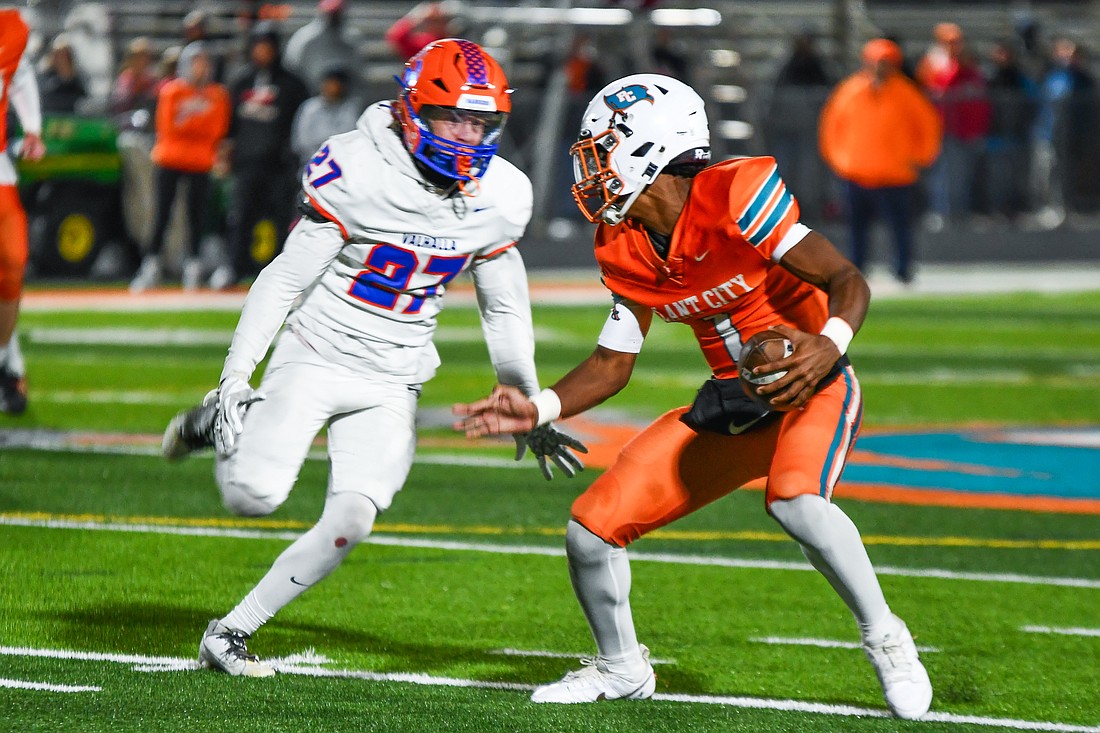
left=603, top=84, right=654, bottom=112
left=456, top=39, right=490, bottom=86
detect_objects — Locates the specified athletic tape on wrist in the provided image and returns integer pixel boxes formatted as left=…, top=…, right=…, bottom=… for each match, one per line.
left=820, top=317, right=854, bottom=355
left=531, top=388, right=562, bottom=427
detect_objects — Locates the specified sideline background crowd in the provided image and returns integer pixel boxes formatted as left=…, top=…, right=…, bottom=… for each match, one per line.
left=11, top=0, right=1100, bottom=287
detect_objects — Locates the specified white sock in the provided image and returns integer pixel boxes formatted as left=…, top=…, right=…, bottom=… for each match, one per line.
left=769, top=495, right=891, bottom=641
left=565, top=520, right=644, bottom=671
left=0, top=330, right=23, bottom=375
left=222, top=492, right=378, bottom=635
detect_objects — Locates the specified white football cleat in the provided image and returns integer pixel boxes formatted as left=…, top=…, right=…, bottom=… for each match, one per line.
left=530, top=644, right=656, bottom=703
left=198, top=619, right=275, bottom=677
left=863, top=614, right=933, bottom=720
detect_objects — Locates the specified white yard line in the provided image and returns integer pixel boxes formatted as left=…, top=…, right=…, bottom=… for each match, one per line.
left=750, top=636, right=939, bottom=653
left=1021, top=626, right=1100, bottom=638
left=0, top=677, right=101, bottom=693
left=2, top=514, right=1099, bottom=590
left=0, top=645, right=1097, bottom=731
left=491, top=648, right=677, bottom=665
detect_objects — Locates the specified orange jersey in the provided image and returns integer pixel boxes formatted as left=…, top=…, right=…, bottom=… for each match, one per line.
left=0, top=9, right=30, bottom=152
left=594, top=156, right=828, bottom=379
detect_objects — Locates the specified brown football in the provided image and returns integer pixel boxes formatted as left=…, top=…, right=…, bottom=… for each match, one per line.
left=738, top=329, right=794, bottom=409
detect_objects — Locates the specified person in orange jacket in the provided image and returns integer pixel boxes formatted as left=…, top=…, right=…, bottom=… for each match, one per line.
left=130, top=41, right=230, bottom=293
left=0, top=8, right=45, bottom=415
left=819, top=39, right=942, bottom=284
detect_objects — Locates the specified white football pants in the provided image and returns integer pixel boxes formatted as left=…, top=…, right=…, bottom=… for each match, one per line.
left=215, top=331, right=419, bottom=517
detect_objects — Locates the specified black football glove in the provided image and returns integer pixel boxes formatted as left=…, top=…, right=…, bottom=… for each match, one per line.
left=513, top=423, right=588, bottom=480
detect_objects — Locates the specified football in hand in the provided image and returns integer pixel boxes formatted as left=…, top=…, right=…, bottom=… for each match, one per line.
left=738, top=329, right=794, bottom=409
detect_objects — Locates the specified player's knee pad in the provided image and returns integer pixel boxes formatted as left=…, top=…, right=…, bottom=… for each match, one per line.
left=316, top=492, right=378, bottom=547
left=768, top=494, right=844, bottom=550
left=215, top=459, right=293, bottom=517
left=566, top=519, right=617, bottom=565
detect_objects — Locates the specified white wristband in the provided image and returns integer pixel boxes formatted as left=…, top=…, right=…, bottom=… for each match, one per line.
left=530, top=388, right=562, bottom=427
left=820, top=317, right=854, bottom=355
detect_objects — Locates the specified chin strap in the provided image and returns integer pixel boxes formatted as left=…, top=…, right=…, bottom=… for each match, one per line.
left=456, top=156, right=480, bottom=197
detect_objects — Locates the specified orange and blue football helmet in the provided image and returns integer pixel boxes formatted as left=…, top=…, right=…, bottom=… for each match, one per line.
left=394, top=38, right=511, bottom=185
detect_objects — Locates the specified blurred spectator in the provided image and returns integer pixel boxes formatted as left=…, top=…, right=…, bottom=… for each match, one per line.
left=983, top=39, right=1037, bottom=219
left=762, top=30, right=834, bottom=221
left=129, top=42, right=231, bottom=294
left=548, top=33, right=608, bottom=235
left=285, top=0, right=364, bottom=96
left=291, top=64, right=361, bottom=164
left=39, top=34, right=87, bottom=114
left=211, top=22, right=309, bottom=289
left=0, top=8, right=46, bottom=416
left=182, top=9, right=228, bottom=83
left=819, top=39, right=942, bottom=284
left=917, top=23, right=991, bottom=227
left=385, top=2, right=457, bottom=60
left=110, top=36, right=158, bottom=122
left=1031, top=38, right=1099, bottom=226
left=154, top=45, right=182, bottom=94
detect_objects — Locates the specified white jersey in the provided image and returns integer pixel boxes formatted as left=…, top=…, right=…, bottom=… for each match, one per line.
left=222, top=101, right=537, bottom=387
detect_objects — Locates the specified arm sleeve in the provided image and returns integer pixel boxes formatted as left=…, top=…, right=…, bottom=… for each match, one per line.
left=220, top=217, right=345, bottom=382
left=9, top=57, right=41, bottom=135
left=468, top=245, right=540, bottom=397
left=596, top=294, right=646, bottom=354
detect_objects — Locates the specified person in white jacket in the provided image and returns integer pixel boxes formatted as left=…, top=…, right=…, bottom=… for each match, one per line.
left=161, top=38, right=585, bottom=676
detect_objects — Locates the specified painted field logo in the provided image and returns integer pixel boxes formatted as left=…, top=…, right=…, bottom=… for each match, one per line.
left=604, top=84, right=654, bottom=111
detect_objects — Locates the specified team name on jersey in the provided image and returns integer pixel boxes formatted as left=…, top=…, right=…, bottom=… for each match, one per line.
left=657, top=273, right=753, bottom=322
left=402, top=233, right=458, bottom=251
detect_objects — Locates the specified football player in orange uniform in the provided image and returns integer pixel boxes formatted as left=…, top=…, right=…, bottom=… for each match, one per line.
left=455, top=74, right=933, bottom=719
left=0, top=9, right=44, bottom=415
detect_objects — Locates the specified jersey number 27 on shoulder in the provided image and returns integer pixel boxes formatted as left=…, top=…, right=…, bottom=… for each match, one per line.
left=306, top=144, right=343, bottom=188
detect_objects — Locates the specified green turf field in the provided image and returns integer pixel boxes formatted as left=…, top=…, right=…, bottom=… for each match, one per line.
left=1, top=289, right=1098, bottom=732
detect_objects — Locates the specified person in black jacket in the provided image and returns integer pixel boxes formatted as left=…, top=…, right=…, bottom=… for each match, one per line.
left=211, top=22, right=309, bottom=289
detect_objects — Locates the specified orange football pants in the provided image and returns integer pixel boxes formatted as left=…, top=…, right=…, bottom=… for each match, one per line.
left=0, top=185, right=28, bottom=300
left=572, top=366, right=863, bottom=547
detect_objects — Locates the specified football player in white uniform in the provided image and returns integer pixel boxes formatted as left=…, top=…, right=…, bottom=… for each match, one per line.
left=162, top=39, right=586, bottom=676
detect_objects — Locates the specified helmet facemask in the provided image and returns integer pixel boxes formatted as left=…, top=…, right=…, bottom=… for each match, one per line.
left=399, top=99, right=508, bottom=183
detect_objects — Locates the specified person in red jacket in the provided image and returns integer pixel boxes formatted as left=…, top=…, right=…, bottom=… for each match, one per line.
left=0, top=8, right=45, bottom=415
left=916, top=23, right=992, bottom=225
left=819, top=39, right=942, bottom=283
left=130, top=41, right=230, bottom=293
left=384, top=2, right=455, bottom=60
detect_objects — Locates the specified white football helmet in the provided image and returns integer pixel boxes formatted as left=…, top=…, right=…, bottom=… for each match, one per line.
left=571, top=73, right=711, bottom=225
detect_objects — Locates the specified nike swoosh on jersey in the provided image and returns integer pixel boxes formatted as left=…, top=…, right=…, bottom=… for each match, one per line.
left=694, top=251, right=710, bottom=261
left=290, top=576, right=310, bottom=587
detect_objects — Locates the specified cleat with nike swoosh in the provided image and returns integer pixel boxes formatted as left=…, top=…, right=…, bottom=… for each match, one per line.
left=198, top=619, right=275, bottom=677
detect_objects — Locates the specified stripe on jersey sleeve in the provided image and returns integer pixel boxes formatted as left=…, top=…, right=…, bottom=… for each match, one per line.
left=737, top=164, right=800, bottom=249
left=737, top=165, right=781, bottom=234
left=305, top=193, right=349, bottom=240
left=475, top=241, right=518, bottom=260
